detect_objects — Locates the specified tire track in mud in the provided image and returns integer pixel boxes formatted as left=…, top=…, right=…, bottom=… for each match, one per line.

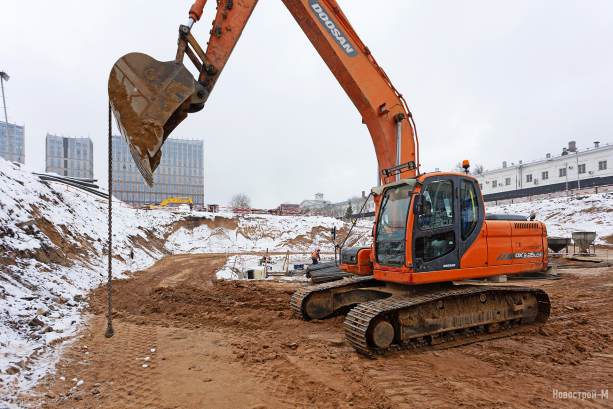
left=362, top=360, right=446, bottom=408
left=106, top=323, right=160, bottom=408
left=246, top=361, right=319, bottom=408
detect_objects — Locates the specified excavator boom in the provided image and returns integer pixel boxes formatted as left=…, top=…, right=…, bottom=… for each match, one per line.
left=108, top=0, right=419, bottom=187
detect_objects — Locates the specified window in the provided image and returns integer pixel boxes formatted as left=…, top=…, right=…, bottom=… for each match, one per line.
left=578, top=164, right=586, bottom=174
left=375, top=184, right=414, bottom=266
left=460, top=180, right=479, bottom=240
left=559, top=168, right=567, bottom=177
left=417, top=180, right=454, bottom=231
left=71, top=171, right=74, bottom=177
left=492, top=180, right=497, bottom=188
left=51, top=158, right=55, bottom=167
left=505, top=178, right=511, bottom=186
left=479, top=183, right=483, bottom=190
left=542, top=171, right=549, bottom=180
left=599, top=161, right=607, bottom=171
left=415, top=231, right=456, bottom=262
left=526, top=174, right=533, bottom=182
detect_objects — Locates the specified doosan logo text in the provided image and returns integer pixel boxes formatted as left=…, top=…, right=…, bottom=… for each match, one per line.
left=309, top=0, right=358, bottom=57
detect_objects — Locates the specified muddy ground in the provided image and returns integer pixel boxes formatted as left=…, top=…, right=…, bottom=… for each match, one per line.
left=22, top=254, right=613, bottom=408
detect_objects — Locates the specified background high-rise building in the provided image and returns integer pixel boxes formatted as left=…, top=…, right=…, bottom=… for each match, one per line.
left=111, top=135, right=204, bottom=205
left=0, top=121, right=25, bottom=164
left=45, top=134, right=94, bottom=178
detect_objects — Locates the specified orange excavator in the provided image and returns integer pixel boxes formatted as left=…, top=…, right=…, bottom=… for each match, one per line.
left=108, top=0, right=551, bottom=357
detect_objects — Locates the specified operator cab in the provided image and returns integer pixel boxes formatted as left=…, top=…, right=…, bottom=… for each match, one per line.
left=373, top=171, right=484, bottom=273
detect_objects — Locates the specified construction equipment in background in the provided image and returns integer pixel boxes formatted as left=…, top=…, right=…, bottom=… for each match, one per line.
left=150, top=196, right=193, bottom=210
left=571, top=231, right=597, bottom=255
left=108, top=0, right=551, bottom=357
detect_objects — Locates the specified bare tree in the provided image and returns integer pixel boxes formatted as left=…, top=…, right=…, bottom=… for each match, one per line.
left=452, top=162, right=484, bottom=175
left=229, top=193, right=252, bottom=208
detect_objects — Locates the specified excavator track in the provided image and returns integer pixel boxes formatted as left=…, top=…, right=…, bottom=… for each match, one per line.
left=344, top=285, right=550, bottom=358
left=290, top=275, right=379, bottom=320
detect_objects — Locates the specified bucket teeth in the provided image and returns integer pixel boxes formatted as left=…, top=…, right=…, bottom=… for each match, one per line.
left=108, top=52, right=196, bottom=187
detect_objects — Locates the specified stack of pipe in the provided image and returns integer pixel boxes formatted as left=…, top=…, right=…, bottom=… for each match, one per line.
left=34, top=173, right=109, bottom=200
left=306, top=262, right=355, bottom=284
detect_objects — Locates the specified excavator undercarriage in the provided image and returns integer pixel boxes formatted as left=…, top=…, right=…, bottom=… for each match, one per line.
left=291, top=279, right=550, bottom=358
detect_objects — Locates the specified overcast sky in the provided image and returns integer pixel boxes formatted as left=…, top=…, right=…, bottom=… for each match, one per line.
left=2, top=1, right=612, bottom=208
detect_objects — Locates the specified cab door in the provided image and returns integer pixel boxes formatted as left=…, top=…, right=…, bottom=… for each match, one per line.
left=412, top=175, right=460, bottom=272
left=458, top=178, right=486, bottom=267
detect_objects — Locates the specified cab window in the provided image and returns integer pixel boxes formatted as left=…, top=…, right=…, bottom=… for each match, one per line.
left=460, top=180, right=479, bottom=240
left=415, top=231, right=456, bottom=262
left=375, top=184, right=413, bottom=266
left=417, top=180, right=454, bottom=230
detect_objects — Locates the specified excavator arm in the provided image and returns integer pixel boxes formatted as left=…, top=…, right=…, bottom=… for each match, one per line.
left=108, top=0, right=419, bottom=187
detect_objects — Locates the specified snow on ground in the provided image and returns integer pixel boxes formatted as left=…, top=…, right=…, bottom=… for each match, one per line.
left=487, top=193, right=613, bottom=245
left=167, top=214, right=372, bottom=254
left=0, top=160, right=181, bottom=398
left=0, top=158, right=371, bottom=400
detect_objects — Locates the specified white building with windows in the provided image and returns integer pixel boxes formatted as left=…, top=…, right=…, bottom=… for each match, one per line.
left=299, top=193, right=332, bottom=213
left=475, top=141, right=613, bottom=201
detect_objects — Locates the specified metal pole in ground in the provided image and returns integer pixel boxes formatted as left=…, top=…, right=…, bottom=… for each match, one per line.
left=0, top=71, right=10, bottom=158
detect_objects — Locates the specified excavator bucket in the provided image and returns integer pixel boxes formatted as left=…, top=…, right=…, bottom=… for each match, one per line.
left=108, top=53, right=196, bottom=186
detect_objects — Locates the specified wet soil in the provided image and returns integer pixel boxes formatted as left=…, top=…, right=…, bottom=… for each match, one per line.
left=25, top=255, right=613, bottom=408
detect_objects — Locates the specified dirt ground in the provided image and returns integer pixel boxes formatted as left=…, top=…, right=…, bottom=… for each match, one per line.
left=22, top=254, right=613, bottom=408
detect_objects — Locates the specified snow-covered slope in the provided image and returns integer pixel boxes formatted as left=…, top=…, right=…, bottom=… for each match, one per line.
left=487, top=193, right=613, bottom=245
